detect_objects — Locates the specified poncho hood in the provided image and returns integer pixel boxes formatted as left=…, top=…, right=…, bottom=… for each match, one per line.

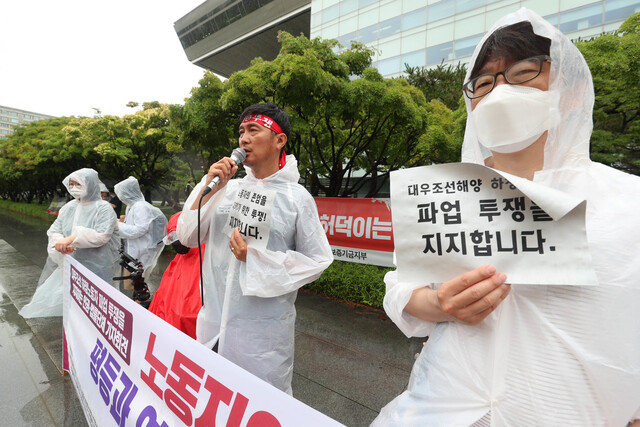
left=63, top=168, right=102, bottom=203
left=114, top=176, right=146, bottom=206
left=461, top=7, right=594, bottom=172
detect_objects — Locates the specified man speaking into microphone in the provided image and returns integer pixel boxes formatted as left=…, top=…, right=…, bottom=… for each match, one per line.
left=177, top=102, right=333, bottom=393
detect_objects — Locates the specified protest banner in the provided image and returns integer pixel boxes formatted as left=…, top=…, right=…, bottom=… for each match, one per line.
left=315, top=197, right=394, bottom=267
left=62, top=256, right=344, bottom=427
left=390, top=163, right=597, bottom=285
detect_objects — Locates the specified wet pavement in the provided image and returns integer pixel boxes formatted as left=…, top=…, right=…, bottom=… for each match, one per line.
left=0, top=208, right=422, bottom=426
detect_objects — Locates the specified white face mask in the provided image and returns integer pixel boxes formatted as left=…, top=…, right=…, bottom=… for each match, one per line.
left=68, top=185, right=85, bottom=199
left=471, top=84, right=559, bottom=154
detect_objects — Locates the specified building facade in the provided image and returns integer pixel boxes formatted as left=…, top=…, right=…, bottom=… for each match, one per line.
left=174, top=0, right=311, bottom=77
left=311, top=0, right=640, bottom=77
left=0, top=106, right=55, bottom=139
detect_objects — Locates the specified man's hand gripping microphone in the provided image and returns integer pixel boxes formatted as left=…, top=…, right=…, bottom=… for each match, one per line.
left=201, top=148, right=246, bottom=197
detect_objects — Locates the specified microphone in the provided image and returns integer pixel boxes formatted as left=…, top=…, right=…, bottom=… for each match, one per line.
left=201, top=148, right=246, bottom=196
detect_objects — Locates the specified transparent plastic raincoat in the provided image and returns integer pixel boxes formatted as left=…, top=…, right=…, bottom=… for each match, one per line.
left=114, top=177, right=167, bottom=277
left=373, top=9, right=640, bottom=427
left=177, top=155, right=333, bottom=393
left=20, top=168, right=120, bottom=318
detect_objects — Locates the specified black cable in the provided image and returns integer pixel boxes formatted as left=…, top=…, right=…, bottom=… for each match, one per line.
left=197, top=191, right=205, bottom=306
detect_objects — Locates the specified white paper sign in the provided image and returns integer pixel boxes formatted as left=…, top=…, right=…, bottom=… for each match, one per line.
left=223, top=184, right=276, bottom=252
left=62, top=256, right=344, bottom=427
left=390, top=163, right=597, bottom=285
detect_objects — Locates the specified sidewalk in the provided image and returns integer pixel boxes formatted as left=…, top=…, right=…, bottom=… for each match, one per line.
left=0, top=209, right=423, bottom=426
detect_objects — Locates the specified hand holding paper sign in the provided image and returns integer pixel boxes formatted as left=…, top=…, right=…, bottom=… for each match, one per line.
left=229, top=227, right=248, bottom=262
left=405, top=264, right=510, bottom=325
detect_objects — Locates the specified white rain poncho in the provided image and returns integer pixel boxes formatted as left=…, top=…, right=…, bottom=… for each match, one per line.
left=114, top=177, right=167, bottom=277
left=373, top=8, right=640, bottom=427
left=177, top=155, right=333, bottom=393
left=20, top=168, right=120, bottom=318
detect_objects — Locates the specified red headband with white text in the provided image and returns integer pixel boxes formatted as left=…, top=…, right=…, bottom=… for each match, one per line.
left=241, top=113, right=283, bottom=135
left=241, top=113, right=287, bottom=169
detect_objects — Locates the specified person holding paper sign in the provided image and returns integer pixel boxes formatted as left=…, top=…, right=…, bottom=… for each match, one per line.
left=177, top=102, right=333, bottom=393
left=373, top=8, right=640, bottom=427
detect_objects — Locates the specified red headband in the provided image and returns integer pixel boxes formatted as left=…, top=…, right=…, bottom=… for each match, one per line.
left=241, top=113, right=283, bottom=134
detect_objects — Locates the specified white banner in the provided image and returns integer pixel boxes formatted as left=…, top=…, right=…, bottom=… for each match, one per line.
left=390, top=163, right=597, bottom=285
left=62, top=256, right=344, bottom=427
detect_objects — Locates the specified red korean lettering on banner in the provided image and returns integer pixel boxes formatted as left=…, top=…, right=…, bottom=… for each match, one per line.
left=140, top=332, right=282, bottom=427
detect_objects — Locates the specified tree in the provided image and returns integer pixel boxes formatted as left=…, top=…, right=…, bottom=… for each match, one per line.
left=221, top=32, right=433, bottom=197
left=0, top=117, right=101, bottom=202
left=171, top=72, right=236, bottom=180
left=404, top=62, right=467, bottom=111
left=577, top=12, right=640, bottom=175
left=91, top=104, right=184, bottom=202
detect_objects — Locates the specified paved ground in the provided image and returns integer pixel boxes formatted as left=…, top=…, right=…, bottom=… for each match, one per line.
left=0, top=208, right=423, bottom=426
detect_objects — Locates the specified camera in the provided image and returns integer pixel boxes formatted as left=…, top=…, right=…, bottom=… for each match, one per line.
left=113, top=249, right=150, bottom=302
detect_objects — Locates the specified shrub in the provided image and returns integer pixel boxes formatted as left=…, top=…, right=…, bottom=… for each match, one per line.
left=305, top=260, right=392, bottom=308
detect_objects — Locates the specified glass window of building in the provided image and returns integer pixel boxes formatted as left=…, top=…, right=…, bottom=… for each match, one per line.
left=455, top=13, right=485, bottom=38
left=358, top=23, right=379, bottom=43
left=559, top=2, right=604, bottom=33
left=10, top=118, right=19, bottom=123
left=403, top=0, right=425, bottom=12
left=339, top=31, right=358, bottom=47
left=380, top=0, right=403, bottom=19
left=457, top=0, right=484, bottom=14
left=544, top=13, right=559, bottom=27
left=454, top=33, right=484, bottom=58
left=359, top=7, right=379, bottom=27
left=379, top=38, right=402, bottom=59
left=341, top=15, right=359, bottom=34
left=360, top=0, right=379, bottom=8
left=322, top=22, right=340, bottom=39
left=426, top=41, right=454, bottom=65
left=322, top=3, right=340, bottom=24
left=341, top=0, right=359, bottom=15
left=402, top=49, right=426, bottom=68
left=10, top=112, right=17, bottom=116
left=378, top=15, right=402, bottom=38
left=605, top=0, right=640, bottom=23
left=403, top=7, right=427, bottom=30
left=428, top=0, right=455, bottom=23
left=311, top=11, right=322, bottom=27
left=377, top=55, right=401, bottom=75
left=426, top=22, right=454, bottom=46
left=485, top=5, right=518, bottom=30
left=522, top=0, right=560, bottom=16
left=402, top=30, right=427, bottom=51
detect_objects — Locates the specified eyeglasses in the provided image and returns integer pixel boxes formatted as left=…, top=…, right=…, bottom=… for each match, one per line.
left=463, top=55, right=551, bottom=99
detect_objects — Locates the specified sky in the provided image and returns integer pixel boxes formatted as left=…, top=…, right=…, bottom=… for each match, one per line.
left=0, top=0, right=209, bottom=118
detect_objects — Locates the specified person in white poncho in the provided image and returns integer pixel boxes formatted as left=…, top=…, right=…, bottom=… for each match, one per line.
left=177, top=102, right=333, bottom=393
left=20, top=168, right=120, bottom=318
left=372, top=8, right=640, bottom=427
left=114, top=176, right=167, bottom=280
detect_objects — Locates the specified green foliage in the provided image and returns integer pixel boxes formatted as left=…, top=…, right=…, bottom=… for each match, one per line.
left=222, top=31, right=431, bottom=197
left=305, top=260, right=392, bottom=308
left=404, top=61, right=467, bottom=111
left=171, top=72, right=236, bottom=176
left=0, top=116, right=100, bottom=202
left=576, top=12, right=640, bottom=175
